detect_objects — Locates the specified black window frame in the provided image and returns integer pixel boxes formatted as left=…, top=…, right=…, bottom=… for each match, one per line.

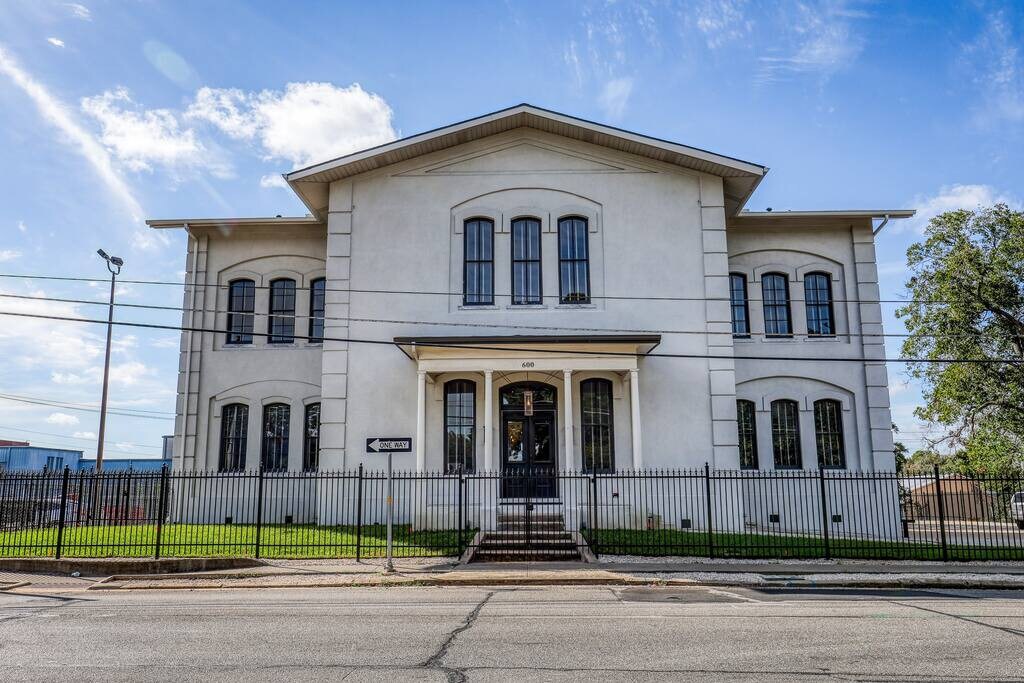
left=813, top=399, right=846, bottom=469
left=444, top=380, right=476, bottom=474
left=463, top=218, right=494, bottom=306
left=260, top=402, right=290, bottom=472
left=308, top=278, right=326, bottom=343
left=268, top=278, right=296, bottom=344
left=729, top=273, right=750, bottom=338
left=581, top=378, right=615, bottom=473
left=511, top=217, right=543, bottom=306
left=770, top=399, right=802, bottom=469
left=219, top=403, right=249, bottom=472
left=762, top=273, right=792, bottom=337
left=303, top=402, right=321, bottom=472
left=557, top=216, right=591, bottom=304
left=736, top=399, right=758, bottom=470
left=226, top=279, right=255, bottom=345
left=804, top=272, right=835, bottom=337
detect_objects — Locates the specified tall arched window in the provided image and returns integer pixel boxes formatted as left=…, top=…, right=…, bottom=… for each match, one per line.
left=770, top=399, right=801, bottom=469
left=814, top=399, right=846, bottom=469
left=463, top=218, right=494, bottom=306
left=261, top=403, right=290, bottom=472
left=762, top=273, right=792, bottom=336
left=511, top=217, right=542, bottom=305
left=581, top=379, right=614, bottom=472
left=444, top=380, right=475, bottom=473
left=804, top=272, right=835, bottom=336
left=308, top=278, right=326, bottom=343
left=303, top=403, right=321, bottom=472
left=736, top=400, right=758, bottom=470
left=730, top=274, right=750, bottom=337
left=558, top=217, right=590, bottom=303
left=219, top=403, right=248, bottom=471
left=226, top=279, right=255, bottom=344
left=268, top=278, right=296, bottom=343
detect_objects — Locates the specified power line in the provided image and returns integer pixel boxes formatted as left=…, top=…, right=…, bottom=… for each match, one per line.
left=0, top=393, right=175, bottom=421
left=0, top=425, right=163, bottom=450
left=0, top=392, right=174, bottom=416
left=0, top=307, right=1020, bottom=365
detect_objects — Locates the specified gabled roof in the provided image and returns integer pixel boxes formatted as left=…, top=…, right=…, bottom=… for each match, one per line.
left=284, top=103, right=768, bottom=218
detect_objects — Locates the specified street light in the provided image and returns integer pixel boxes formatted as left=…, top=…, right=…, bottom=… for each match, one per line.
left=95, top=249, right=123, bottom=471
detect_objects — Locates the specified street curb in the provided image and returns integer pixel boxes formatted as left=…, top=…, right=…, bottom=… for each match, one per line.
left=0, top=581, right=30, bottom=591
left=0, top=557, right=263, bottom=576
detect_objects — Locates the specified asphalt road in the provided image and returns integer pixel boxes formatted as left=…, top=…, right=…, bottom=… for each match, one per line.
left=2, top=585, right=1024, bottom=681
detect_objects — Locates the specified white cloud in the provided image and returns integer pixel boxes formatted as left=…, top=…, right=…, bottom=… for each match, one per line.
left=259, top=173, right=288, bottom=189
left=47, top=37, right=65, bottom=48
left=960, top=11, right=1024, bottom=125
left=186, top=82, right=397, bottom=168
left=51, top=360, right=153, bottom=387
left=115, top=442, right=133, bottom=452
left=46, top=412, right=79, bottom=426
left=756, top=1, right=865, bottom=84
left=692, top=0, right=753, bottom=49
left=0, top=249, right=21, bottom=262
left=0, top=45, right=144, bottom=222
left=73, top=431, right=96, bottom=439
left=65, top=3, right=91, bottom=20
left=0, top=287, right=102, bottom=370
left=81, top=88, right=229, bottom=178
left=16, top=220, right=27, bottom=233
left=900, top=184, right=1020, bottom=234
left=598, top=77, right=634, bottom=119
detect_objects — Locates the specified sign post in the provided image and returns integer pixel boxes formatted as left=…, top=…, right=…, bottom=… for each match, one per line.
left=366, top=437, right=413, bottom=574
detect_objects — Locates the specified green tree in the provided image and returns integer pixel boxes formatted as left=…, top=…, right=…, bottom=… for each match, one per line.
left=892, top=422, right=908, bottom=473
left=897, top=203, right=1024, bottom=478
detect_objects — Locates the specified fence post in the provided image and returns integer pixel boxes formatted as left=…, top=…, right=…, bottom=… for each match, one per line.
left=590, top=473, right=599, bottom=558
left=254, top=467, right=266, bottom=559
left=934, top=464, right=949, bottom=561
left=55, top=466, right=70, bottom=559
left=355, top=464, right=364, bottom=562
left=154, top=464, right=169, bottom=560
left=817, top=468, right=831, bottom=560
left=457, top=469, right=465, bottom=556
left=704, top=463, right=715, bottom=558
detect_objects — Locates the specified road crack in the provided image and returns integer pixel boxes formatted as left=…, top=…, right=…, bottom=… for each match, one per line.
left=422, top=590, right=495, bottom=682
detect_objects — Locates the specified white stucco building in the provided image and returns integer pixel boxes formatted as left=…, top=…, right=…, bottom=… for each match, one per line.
left=149, top=104, right=913, bottom=485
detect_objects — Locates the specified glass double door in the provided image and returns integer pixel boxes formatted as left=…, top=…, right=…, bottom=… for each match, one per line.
left=501, top=410, right=558, bottom=499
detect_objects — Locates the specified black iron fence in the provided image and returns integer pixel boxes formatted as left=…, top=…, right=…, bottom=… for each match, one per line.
left=0, top=465, right=1022, bottom=561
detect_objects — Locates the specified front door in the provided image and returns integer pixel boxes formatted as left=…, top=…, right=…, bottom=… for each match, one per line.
left=500, top=383, right=558, bottom=498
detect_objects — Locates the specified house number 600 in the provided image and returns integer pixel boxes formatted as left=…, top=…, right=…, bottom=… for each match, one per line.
left=521, top=361, right=535, bottom=368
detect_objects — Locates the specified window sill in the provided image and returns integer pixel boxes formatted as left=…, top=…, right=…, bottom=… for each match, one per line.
left=505, top=304, right=546, bottom=310
left=458, top=304, right=499, bottom=311
left=556, top=303, right=597, bottom=309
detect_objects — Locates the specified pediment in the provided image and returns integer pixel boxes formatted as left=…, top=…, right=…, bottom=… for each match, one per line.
left=399, top=141, right=652, bottom=176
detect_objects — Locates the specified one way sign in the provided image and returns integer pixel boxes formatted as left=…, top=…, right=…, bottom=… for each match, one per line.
left=366, top=437, right=413, bottom=453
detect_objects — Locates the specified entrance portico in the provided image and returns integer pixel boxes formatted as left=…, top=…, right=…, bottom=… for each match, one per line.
left=395, top=335, right=660, bottom=475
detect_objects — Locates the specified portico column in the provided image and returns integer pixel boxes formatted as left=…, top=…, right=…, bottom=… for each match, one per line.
left=563, top=370, right=574, bottom=470
left=629, top=368, right=643, bottom=470
left=483, top=370, right=494, bottom=472
left=415, top=370, right=426, bottom=472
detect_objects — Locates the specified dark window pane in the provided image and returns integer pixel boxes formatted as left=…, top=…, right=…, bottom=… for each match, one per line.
left=261, top=403, right=290, bottom=472
left=464, top=219, right=494, bottom=305
left=511, top=218, right=542, bottom=305
left=219, top=403, right=248, bottom=471
left=737, top=400, right=758, bottom=469
left=581, top=379, right=614, bottom=472
left=814, top=399, right=846, bottom=469
left=268, top=279, right=296, bottom=343
left=770, top=400, right=801, bottom=469
left=308, top=278, right=326, bottom=343
left=226, top=279, right=255, bottom=344
left=762, top=274, right=792, bottom=336
left=444, top=380, right=475, bottom=473
left=303, top=403, right=320, bottom=472
left=558, top=217, right=590, bottom=303
left=804, top=273, right=834, bottom=336
left=730, top=274, right=749, bottom=337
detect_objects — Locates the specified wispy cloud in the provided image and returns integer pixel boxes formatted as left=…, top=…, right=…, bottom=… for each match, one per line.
left=690, top=0, right=753, bottom=49
left=65, top=3, right=91, bottom=20
left=598, top=77, right=634, bottom=119
left=960, top=10, right=1024, bottom=126
left=755, top=1, right=866, bottom=85
left=46, top=412, right=79, bottom=426
left=899, top=184, right=1020, bottom=234
left=0, top=250, right=21, bottom=262
left=46, top=37, right=65, bottom=48
left=259, top=173, right=288, bottom=189
left=16, top=221, right=27, bottom=233
left=0, top=45, right=144, bottom=223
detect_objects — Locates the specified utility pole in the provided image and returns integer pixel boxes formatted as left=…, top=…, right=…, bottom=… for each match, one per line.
left=95, top=249, right=123, bottom=472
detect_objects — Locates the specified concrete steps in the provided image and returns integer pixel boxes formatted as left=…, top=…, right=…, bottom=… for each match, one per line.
left=471, top=509, right=583, bottom=562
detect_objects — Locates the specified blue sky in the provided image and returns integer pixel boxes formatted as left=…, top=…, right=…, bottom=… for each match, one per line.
left=0, top=0, right=1021, bottom=459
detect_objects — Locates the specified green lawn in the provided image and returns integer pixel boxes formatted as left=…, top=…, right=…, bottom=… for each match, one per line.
left=0, top=524, right=464, bottom=559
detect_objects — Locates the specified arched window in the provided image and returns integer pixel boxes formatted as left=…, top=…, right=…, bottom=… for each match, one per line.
left=226, top=279, right=255, bottom=344
left=581, top=379, right=614, bottom=472
left=730, top=274, right=750, bottom=337
left=444, top=380, right=475, bottom=473
left=308, top=278, right=326, bottom=343
left=804, top=272, right=835, bottom=336
left=770, top=399, right=801, bottom=469
left=463, top=218, right=494, bottom=306
left=736, top=400, right=758, bottom=470
left=558, top=217, right=590, bottom=304
left=814, top=399, right=846, bottom=469
left=511, top=217, right=542, bottom=305
left=261, top=403, right=290, bottom=472
left=762, top=273, right=792, bottom=336
left=219, top=403, right=248, bottom=471
left=268, top=278, right=296, bottom=343
left=303, top=403, right=321, bottom=472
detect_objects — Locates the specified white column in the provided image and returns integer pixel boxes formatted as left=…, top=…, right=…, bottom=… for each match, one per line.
left=483, top=370, right=494, bottom=472
left=415, top=370, right=426, bottom=472
left=563, top=370, right=574, bottom=470
left=629, top=368, right=643, bottom=470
